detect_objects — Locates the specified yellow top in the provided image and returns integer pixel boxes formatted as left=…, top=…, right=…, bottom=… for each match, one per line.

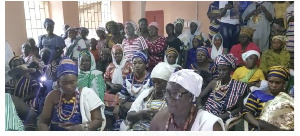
left=232, top=66, right=265, bottom=83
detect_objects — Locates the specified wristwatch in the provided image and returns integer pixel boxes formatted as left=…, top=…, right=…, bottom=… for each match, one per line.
left=81, top=123, right=90, bottom=131
left=227, top=111, right=233, bottom=119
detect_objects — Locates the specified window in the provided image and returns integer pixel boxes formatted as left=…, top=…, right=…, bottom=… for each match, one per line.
left=24, top=1, right=49, bottom=42
left=78, top=1, right=111, bottom=39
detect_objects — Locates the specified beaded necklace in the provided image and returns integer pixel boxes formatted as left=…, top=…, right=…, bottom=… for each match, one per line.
left=57, top=90, right=80, bottom=121
left=213, top=80, right=231, bottom=101
left=130, top=71, right=147, bottom=94
left=165, top=106, right=195, bottom=131
left=145, top=90, right=166, bottom=110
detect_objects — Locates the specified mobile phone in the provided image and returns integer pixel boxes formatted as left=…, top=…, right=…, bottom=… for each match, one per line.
left=228, top=1, right=233, bottom=6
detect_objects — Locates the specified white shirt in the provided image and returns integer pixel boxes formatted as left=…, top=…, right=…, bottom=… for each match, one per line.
left=64, top=38, right=87, bottom=60
left=219, top=1, right=240, bottom=25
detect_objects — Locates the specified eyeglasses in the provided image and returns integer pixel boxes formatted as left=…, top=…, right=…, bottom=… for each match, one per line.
left=165, top=91, right=189, bottom=101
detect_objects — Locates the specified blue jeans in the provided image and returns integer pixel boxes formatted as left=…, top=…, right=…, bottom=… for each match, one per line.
left=220, top=22, right=240, bottom=51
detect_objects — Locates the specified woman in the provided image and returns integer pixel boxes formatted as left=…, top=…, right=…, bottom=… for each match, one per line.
left=78, top=50, right=105, bottom=101
left=118, top=23, right=125, bottom=37
left=37, top=18, right=65, bottom=60
left=230, top=27, right=260, bottom=67
left=137, top=18, right=149, bottom=39
left=96, top=27, right=107, bottom=51
left=104, top=44, right=132, bottom=130
left=207, top=1, right=221, bottom=41
left=116, top=52, right=153, bottom=120
left=164, top=47, right=182, bottom=70
left=208, top=34, right=228, bottom=61
left=150, top=69, right=224, bottom=131
left=174, top=18, right=184, bottom=38
left=5, top=56, right=41, bottom=112
left=260, top=35, right=290, bottom=77
left=28, top=38, right=40, bottom=59
left=96, top=48, right=111, bottom=74
left=64, top=27, right=87, bottom=62
left=121, top=62, right=174, bottom=131
left=190, top=47, right=216, bottom=90
left=200, top=54, right=249, bottom=122
left=232, top=50, right=265, bottom=86
left=186, top=35, right=206, bottom=69
left=242, top=66, right=291, bottom=131
left=122, top=20, right=148, bottom=62
left=105, top=21, right=125, bottom=50
left=79, top=27, right=91, bottom=50
left=285, top=3, right=294, bottom=69
left=165, top=23, right=183, bottom=65
left=38, top=58, right=106, bottom=131
left=146, top=22, right=167, bottom=71
left=21, top=43, right=43, bottom=71
left=105, top=44, right=132, bottom=94
left=89, top=38, right=100, bottom=63
left=242, top=1, right=275, bottom=52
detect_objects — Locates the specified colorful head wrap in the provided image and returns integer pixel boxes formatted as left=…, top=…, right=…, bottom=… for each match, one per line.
left=125, top=20, right=138, bottom=31
left=214, top=54, right=237, bottom=69
left=174, top=18, right=184, bottom=27
left=57, top=58, right=78, bottom=78
left=43, top=18, right=55, bottom=28
left=241, top=50, right=260, bottom=62
left=148, top=22, right=159, bottom=29
left=196, top=47, right=210, bottom=59
left=272, top=35, right=287, bottom=49
left=240, top=27, right=255, bottom=38
left=268, top=66, right=290, bottom=81
left=131, top=51, right=148, bottom=64
left=96, top=27, right=106, bottom=32
left=169, top=69, right=203, bottom=97
left=165, top=47, right=179, bottom=57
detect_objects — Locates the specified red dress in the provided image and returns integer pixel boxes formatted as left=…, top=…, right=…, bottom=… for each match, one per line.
left=229, top=42, right=260, bottom=66
left=90, top=49, right=100, bottom=63
left=146, top=36, right=167, bottom=71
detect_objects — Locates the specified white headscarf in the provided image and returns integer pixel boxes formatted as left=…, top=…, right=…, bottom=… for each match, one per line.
left=169, top=69, right=203, bottom=97
left=111, top=44, right=127, bottom=85
left=180, top=20, right=202, bottom=50
left=151, top=62, right=175, bottom=81
left=211, top=34, right=224, bottom=60
left=242, top=50, right=260, bottom=62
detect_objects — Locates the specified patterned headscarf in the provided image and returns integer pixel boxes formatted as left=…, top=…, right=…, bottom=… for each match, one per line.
left=272, top=35, right=287, bottom=49
left=43, top=18, right=55, bottom=29
left=164, top=47, right=179, bottom=65
left=268, top=66, right=290, bottom=81
left=259, top=92, right=294, bottom=130
left=174, top=18, right=184, bottom=27
left=149, top=22, right=159, bottom=29
left=96, top=27, right=106, bottom=32
left=165, top=47, right=179, bottom=57
left=196, top=47, right=210, bottom=59
left=131, top=51, right=148, bottom=64
left=240, top=27, right=255, bottom=38
left=214, top=54, right=237, bottom=69
left=57, top=58, right=78, bottom=78
left=125, top=20, right=138, bottom=31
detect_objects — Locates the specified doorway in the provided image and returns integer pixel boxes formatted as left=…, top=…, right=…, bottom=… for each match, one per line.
left=145, top=10, right=164, bottom=36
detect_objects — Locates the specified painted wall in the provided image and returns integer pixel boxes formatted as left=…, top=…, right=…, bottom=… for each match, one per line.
left=5, top=1, right=27, bottom=56
left=49, top=1, right=64, bottom=35
left=111, top=1, right=123, bottom=23
left=145, top=1, right=211, bottom=37
left=62, top=1, right=79, bottom=28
